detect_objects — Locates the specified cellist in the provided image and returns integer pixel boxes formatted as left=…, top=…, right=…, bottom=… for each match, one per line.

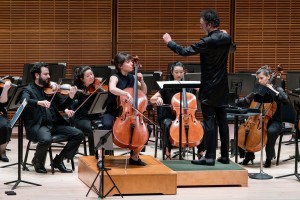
left=102, top=52, right=148, bottom=166
left=236, top=65, right=288, bottom=168
left=150, top=62, right=204, bottom=160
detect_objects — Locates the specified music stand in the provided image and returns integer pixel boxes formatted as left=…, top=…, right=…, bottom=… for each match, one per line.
left=3, top=85, right=41, bottom=189
left=1, top=84, right=26, bottom=168
left=248, top=90, right=275, bottom=180
left=157, top=81, right=201, bottom=160
left=85, top=92, right=122, bottom=199
left=276, top=92, right=300, bottom=181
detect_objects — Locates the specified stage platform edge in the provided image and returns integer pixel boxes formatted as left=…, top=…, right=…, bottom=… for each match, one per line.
left=78, top=155, right=177, bottom=196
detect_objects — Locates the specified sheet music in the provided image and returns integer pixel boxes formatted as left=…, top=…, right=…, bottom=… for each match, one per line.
left=9, top=98, right=27, bottom=128
left=157, top=81, right=201, bottom=89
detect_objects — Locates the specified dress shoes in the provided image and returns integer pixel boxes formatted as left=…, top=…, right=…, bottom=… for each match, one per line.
left=217, top=157, right=230, bottom=164
left=32, top=158, right=47, bottom=173
left=263, top=159, right=271, bottom=168
left=52, top=155, right=73, bottom=173
left=0, top=154, right=9, bottom=162
left=129, top=157, right=146, bottom=166
left=191, top=157, right=215, bottom=166
left=52, top=161, right=72, bottom=173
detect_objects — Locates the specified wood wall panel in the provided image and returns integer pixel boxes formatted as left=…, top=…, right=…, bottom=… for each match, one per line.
left=234, top=0, right=300, bottom=73
left=0, top=0, right=112, bottom=78
left=117, top=0, right=231, bottom=77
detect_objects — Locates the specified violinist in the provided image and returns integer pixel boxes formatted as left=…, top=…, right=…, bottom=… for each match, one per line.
left=21, top=62, right=83, bottom=173
left=163, top=9, right=233, bottom=166
left=64, top=66, right=104, bottom=156
left=236, top=65, right=288, bottom=168
left=150, top=62, right=204, bottom=160
left=102, top=52, right=147, bottom=166
left=0, top=79, right=12, bottom=162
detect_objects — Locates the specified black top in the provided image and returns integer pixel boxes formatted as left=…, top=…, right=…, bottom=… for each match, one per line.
left=104, top=72, right=135, bottom=117
left=0, top=88, right=8, bottom=116
left=73, top=92, right=99, bottom=120
left=167, top=29, right=232, bottom=107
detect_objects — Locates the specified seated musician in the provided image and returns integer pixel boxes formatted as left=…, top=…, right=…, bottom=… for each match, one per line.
left=21, top=62, right=84, bottom=173
left=236, top=65, right=288, bottom=168
left=64, top=66, right=105, bottom=156
left=0, top=79, right=12, bottom=162
left=150, top=61, right=204, bottom=160
left=101, top=52, right=148, bottom=166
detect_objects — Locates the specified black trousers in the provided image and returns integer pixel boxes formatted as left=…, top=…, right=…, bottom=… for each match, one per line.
left=74, top=119, right=95, bottom=155
left=33, top=125, right=83, bottom=164
left=0, top=115, right=11, bottom=145
left=201, top=103, right=229, bottom=159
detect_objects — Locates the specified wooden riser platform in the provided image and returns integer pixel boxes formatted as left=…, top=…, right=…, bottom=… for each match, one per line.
left=78, top=155, right=177, bottom=196
left=162, top=160, right=248, bottom=187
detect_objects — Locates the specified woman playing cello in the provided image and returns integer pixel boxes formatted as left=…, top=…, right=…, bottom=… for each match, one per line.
left=236, top=65, right=288, bottom=168
left=150, top=62, right=204, bottom=160
left=102, top=52, right=148, bottom=166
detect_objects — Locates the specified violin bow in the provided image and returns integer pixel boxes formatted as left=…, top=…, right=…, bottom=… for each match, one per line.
left=48, top=80, right=63, bottom=105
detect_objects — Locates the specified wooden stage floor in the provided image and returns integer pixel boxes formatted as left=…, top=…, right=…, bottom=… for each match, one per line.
left=78, top=155, right=248, bottom=196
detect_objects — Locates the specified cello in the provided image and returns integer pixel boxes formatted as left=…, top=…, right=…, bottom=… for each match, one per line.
left=238, top=65, right=282, bottom=152
left=169, top=75, right=204, bottom=148
left=112, top=56, right=149, bottom=149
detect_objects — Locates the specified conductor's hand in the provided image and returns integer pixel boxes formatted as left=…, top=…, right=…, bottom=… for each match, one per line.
left=68, top=86, right=77, bottom=99
left=37, top=100, right=51, bottom=109
left=162, top=33, right=172, bottom=44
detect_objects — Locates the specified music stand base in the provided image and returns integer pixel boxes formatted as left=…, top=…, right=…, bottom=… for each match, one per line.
left=4, top=179, right=42, bottom=190
left=249, top=172, right=273, bottom=180
left=275, top=173, right=300, bottom=181
left=0, top=162, right=18, bottom=168
left=172, top=149, right=194, bottom=159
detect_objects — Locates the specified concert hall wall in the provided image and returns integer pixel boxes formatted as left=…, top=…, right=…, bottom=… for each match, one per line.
left=0, top=0, right=299, bottom=83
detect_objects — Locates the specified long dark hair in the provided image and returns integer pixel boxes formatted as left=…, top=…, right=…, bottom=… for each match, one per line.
left=30, top=62, right=49, bottom=79
left=73, top=66, right=92, bottom=89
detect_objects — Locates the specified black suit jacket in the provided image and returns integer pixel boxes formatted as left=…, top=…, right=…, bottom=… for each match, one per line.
left=21, top=83, right=73, bottom=140
left=167, top=29, right=232, bottom=107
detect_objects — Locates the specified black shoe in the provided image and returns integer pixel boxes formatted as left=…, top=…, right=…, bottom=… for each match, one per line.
left=263, top=159, right=271, bottom=168
left=52, top=155, right=72, bottom=173
left=217, top=157, right=230, bottom=164
left=191, top=157, right=215, bottom=166
left=0, top=154, right=9, bottom=162
left=32, top=158, right=47, bottom=173
left=97, top=160, right=102, bottom=170
left=129, top=157, right=146, bottom=166
left=240, top=154, right=255, bottom=165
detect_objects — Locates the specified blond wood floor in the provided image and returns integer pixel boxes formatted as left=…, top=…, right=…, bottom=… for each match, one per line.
left=1, top=125, right=300, bottom=200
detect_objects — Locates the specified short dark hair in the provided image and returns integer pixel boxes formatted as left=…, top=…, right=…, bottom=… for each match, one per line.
left=200, top=9, right=220, bottom=28
left=30, top=62, right=49, bottom=80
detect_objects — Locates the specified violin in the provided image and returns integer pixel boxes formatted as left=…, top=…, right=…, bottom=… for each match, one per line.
left=169, top=75, right=204, bottom=148
left=112, top=56, right=149, bottom=149
left=84, top=78, right=108, bottom=94
left=44, top=82, right=83, bottom=96
left=0, top=76, right=17, bottom=87
left=238, top=65, right=281, bottom=152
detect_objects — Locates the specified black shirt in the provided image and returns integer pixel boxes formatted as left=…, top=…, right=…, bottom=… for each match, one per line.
left=104, top=72, right=135, bottom=117
left=167, top=29, right=232, bottom=107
